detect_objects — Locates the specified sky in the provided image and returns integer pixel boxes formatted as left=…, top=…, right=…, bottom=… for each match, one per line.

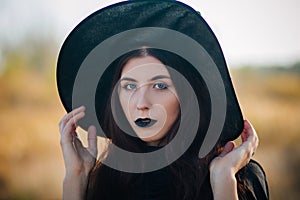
left=1, top=0, right=300, bottom=67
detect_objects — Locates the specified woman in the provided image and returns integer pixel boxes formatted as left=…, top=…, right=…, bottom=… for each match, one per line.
left=59, top=48, right=269, bottom=200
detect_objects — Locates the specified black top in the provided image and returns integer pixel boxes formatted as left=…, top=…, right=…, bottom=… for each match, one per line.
left=126, top=146, right=270, bottom=200
left=237, top=160, right=269, bottom=200
left=88, top=146, right=269, bottom=200
left=135, top=156, right=269, bottom=200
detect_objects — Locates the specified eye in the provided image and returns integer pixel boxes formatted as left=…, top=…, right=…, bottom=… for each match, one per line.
left=124, top=83, right=137, bottom=90
left=154, top=83, right=168, bottom=90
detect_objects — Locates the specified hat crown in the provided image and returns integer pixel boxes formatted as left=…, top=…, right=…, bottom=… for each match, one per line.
left=57, top=0, right=243, bottom=147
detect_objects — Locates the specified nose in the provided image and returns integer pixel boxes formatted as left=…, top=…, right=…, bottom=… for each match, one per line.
left=135, top=86, right=151, bottom=111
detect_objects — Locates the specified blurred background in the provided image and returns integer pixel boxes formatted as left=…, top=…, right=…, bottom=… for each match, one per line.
left=0, top=0, right=299, bottom=199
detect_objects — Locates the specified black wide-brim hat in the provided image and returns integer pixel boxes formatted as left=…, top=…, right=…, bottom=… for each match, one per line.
left=57, top=0, right=244, bottom=156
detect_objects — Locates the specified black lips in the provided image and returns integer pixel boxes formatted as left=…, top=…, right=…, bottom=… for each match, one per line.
left=135, top=118, right=157, bottom=127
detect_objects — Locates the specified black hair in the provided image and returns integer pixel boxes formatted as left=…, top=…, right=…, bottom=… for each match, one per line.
left=87, top=48, right=247, bottom=200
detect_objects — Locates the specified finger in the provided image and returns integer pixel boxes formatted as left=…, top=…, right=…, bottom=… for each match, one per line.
left=59, top=106, right=86, bottom=131
left=219, top=141, right=235, bottom=157
left=59, top=106, right=85, bottom=127
left=241, top=120, right=249, bottom=142
left=87, top=126, right=98, bottom=158
left=60, top=111, right=85, bottom=147
left=241, top=120, right=256, bottom=142
left=60, top=135, right=81, bottom=171
left=241, top=120, right=259, bottom=153
left=73, top=135, right=85, bottom=155
left=62, top=111, right=85, bottom=137
left=63, top=106, right=85, bottom=128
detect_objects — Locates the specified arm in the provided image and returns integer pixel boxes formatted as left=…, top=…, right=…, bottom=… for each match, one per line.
left=209, top=120, right=259, bottom=200
left=210, top=169, right=238, bottom=200
left=59, top=106, right=98, bottom=200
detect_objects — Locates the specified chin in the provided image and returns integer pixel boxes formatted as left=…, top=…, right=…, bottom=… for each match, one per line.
left=138, top=134, right=165, bottom=146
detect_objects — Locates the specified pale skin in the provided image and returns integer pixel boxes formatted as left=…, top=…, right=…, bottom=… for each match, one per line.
left=118, top=56, right=179, bottom=146
left=59, top=56, right=259, bottom=200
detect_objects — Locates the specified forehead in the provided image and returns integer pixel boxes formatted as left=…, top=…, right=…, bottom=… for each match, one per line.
left=121, top=56, right=170, bottom=78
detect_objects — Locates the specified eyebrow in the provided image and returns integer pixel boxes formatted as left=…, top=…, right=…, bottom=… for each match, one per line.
left=120, top=75, right=171, bottom=82
left=120, top=77, right=137, bottom=82
left=150, top=75, right=171, bottom=81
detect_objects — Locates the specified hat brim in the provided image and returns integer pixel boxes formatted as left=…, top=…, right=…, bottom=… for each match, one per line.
left=57, top=0, right=243, bottom=147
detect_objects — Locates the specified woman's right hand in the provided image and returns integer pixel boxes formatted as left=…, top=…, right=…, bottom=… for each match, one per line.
left=59, top=106, right=98, bottom=200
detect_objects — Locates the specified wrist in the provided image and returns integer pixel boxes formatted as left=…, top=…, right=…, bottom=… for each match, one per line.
left=210, top=168, right=235, bottom=186
left=210, top=162, right=234, bottom=177
left=210, top=170, right=238, bottom=200
left=63, top=175, right=88, bottom=200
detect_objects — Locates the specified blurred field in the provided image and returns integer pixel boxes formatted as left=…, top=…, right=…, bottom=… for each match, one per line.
left=230, top=66, right=300, bottom=200
left=0, top=41, right=299, bottom=199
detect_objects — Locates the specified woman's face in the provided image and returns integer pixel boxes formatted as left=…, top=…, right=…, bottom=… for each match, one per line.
left=118, top=56, right=179, bottom=146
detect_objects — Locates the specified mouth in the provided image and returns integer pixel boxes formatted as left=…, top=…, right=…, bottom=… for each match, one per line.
left=134, top=118, right=157, bottom=128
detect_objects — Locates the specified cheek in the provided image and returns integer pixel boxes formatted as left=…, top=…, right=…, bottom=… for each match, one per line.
left=158, top=95, right=179, bottom=117
left=119, top=93, right=142, bottom=124
left=119, top=92, right=131, bottom=117
left=169, top=99, right=180, bottom=116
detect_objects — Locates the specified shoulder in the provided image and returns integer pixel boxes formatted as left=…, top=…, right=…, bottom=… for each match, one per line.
left=238, top=159, right=269, bottom=200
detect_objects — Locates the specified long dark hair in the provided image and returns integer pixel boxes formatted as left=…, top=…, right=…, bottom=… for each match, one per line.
left=87, top=48, right=247, bottom=200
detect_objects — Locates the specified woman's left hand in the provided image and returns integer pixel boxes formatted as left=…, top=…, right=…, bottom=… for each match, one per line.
left=209, top=120, right=259, bottom=200
left=210, top=119, right=258, bottom=174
